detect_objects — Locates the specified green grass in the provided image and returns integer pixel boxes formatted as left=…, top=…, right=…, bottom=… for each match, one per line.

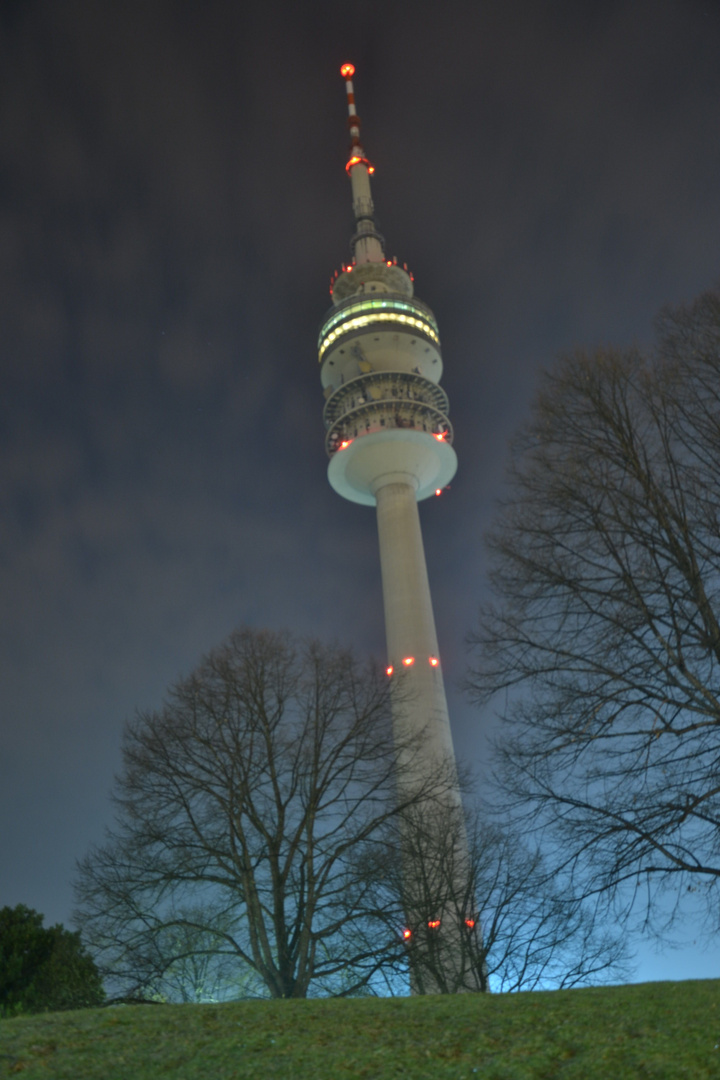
left=1, top=981, right=718, bottom=1079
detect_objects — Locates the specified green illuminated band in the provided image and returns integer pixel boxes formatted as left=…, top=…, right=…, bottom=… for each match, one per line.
left=318, top=298, right=440, bottom=360
left=319, top=312, right=440, bottom=362
left=320, top=297, right=439, bottom=343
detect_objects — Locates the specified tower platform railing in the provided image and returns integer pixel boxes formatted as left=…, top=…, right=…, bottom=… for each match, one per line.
left=323, top=370, right=449, bottom=427
left=325, top=399, right=453, bottom=456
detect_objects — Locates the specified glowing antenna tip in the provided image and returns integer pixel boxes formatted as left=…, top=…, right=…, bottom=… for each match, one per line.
left=340, top=63, right=355, bottom=78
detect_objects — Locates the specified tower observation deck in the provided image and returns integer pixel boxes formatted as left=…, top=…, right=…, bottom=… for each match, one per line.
left=320, top=65, right=486, bottom=994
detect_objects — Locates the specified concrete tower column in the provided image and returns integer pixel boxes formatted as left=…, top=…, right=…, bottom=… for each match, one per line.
left=374, top=478, right=459, bottom=787
left=375, top=477, right=485, bottom=994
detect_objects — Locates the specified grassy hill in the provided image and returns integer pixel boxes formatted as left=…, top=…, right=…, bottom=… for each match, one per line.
left=1, top=980, right=718, bottom=1079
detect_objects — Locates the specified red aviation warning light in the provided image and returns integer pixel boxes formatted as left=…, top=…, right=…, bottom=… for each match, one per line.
left=342, top=63, right=359, bottom=134
left=428, top=656, right=439, bottom=667
left=385, top=665, right=394, bottom=677
left=345, top=155, right=375, bottom=174
left=464, top=918, right=477, bottom=929
left=427, top=919, right=441, bottom=930
left=402, top=656, right=415, bottom=667
left=402, top=927, right=412, bottom=940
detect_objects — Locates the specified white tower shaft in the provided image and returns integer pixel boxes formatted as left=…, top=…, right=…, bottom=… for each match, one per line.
left=376, top=479, right=481, bottom=994
left=375, top=480, right=459, bottom=782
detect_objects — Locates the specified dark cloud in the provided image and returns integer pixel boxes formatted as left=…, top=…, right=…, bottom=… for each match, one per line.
left=1, top=0, right=719, bottom=980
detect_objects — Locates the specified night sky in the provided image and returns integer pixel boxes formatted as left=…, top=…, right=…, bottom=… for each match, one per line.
left=3, top=0, right=720, bottom=985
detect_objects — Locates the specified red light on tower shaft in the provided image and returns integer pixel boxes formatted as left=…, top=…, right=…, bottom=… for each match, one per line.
left=402, top=656, right=415, bottom=667
left=428, top=656, right=439, bottom=667
left=402, top=928, right=412, bottom=940
left=340, top=63, right=355, bottom=79
left=464, top=918, right=477, bottom=929
left=427, top=918, right=441, bottom=930
left=345, top=154, right=376, bottom=174
left=385, top=665, right=394, bottom=677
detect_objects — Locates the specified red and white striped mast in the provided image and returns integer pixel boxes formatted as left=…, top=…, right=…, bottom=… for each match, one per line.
left=340, top=63, right=385, bottom=266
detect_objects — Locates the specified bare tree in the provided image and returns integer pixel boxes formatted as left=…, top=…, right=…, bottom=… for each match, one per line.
left=468, top=290, right=720, bottom=937
left=124, top=905, right=264, bottom=1003
left=374, top=804, right=628, bottom=993
left=75, top=628, right=446, bottom=1000
left=377, top=802, right=490, bottom=995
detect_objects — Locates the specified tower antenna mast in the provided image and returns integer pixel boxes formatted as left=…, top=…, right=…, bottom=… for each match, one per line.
left=340, top=62, right=385, bottom=265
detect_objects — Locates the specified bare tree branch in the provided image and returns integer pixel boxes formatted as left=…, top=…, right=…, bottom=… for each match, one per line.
left=468, top=290, right=720, bottom=938
left=75, top=628, right=446, bottom=999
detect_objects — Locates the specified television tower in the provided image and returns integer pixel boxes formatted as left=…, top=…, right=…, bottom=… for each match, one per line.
left=319, top=65, right=486, bottom=993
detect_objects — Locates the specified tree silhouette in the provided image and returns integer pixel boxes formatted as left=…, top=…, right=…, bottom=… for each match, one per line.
left=469, top=289, right=720, bottom=937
